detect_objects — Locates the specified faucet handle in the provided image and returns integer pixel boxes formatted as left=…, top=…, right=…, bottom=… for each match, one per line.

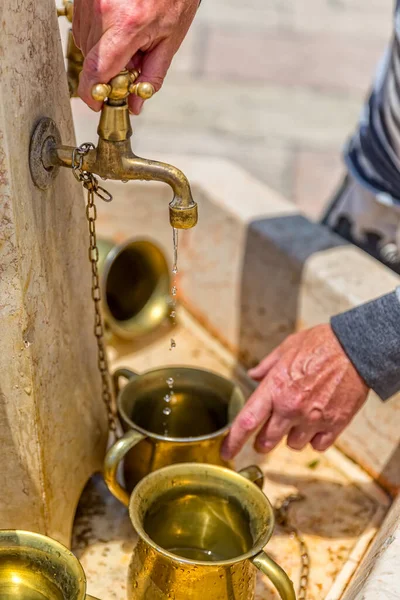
left=92, top=69, right=155, bottom=103
left=57, top=0, right=74, bottom=22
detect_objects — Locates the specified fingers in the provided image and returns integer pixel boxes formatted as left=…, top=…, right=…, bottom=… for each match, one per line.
left=311, top=431, right=337, bottom=452
left=254, top=414, right=292, bottom=453
left=286, top=426, right=319, bottom=451
left=248, top=347, right=281, bottom=381
left=78, top=28, right=142, bottom=110
left=128, top=40, right=173, bottom=114
left=221, top=383, right=273, bottom=460
left=72, top=0, right=82, bottom=49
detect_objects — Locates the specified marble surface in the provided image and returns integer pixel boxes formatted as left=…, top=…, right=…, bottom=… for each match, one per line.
left=342, top=492, right=400, bottom=600
left=72, top=310, right=389, bottom=600
left=0, top=0, right=107, bottom=544
left=93, top=157, right=400, bottom=494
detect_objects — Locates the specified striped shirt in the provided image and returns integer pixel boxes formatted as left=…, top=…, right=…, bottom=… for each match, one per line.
left=345, top=0, right=400, bottom=206
left=330, top=0, right=400, bottom=401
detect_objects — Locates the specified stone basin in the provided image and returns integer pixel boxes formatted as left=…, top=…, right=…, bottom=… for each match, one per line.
left=71, top=102, right=400, bottom=599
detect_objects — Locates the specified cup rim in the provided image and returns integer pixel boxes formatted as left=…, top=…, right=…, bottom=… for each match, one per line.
left=100, top=237, right=170, bottom=338
left=0, top=529, right=87, bottom=598
left=118, top=365, right=246, bottom=443
left=129, top=463, right=275, bottom=567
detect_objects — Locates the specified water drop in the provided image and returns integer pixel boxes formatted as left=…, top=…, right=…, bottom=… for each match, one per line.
left=171, top=286, right=177, bottom=296
left=172, top=265, right=178, bottom=275
left=170, top=339, right=176, bottom=350
left=163, top=407, right=171, bottom=416
left=167, top=377, right=174, bottom=388
left=164, top=393, right=171, bottom=403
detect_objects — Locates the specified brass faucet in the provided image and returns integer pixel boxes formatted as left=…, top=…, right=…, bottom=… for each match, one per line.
left=57, top=0, right=83, bottom=98
left=30, top=69, right=198, bottom=229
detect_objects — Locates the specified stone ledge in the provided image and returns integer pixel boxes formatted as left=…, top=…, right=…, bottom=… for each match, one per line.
left=96, top=153, right=400, bottom=600
left=96, top=154, right=400, bottom=495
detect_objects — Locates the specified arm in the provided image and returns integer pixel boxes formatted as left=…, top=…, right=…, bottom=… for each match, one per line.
left=331, top=289, right=400, bottom=400
left=223, top=2, right=400, bottom=460
left=73, top=0, right=200, bottom=113
left=222, top=290, right=400, bottom=461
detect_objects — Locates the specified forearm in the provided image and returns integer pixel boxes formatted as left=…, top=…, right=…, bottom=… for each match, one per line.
left=331, top=289, right=400, bottom=400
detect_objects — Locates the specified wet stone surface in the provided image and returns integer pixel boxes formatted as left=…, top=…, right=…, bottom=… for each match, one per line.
left=72, top=311, right=387, bottom=599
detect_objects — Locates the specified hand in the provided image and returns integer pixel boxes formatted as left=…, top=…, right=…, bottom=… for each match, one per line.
left=73, top=0, right=199, bottom=113
left=221, top=324, right=369, bottom=459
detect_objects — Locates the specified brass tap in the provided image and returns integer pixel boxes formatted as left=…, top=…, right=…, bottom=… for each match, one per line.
left=57, top=0, right=84, bottom=97
left=57, top=0, right=74, bottom=21
left=32, top=70, right=198, bottom=229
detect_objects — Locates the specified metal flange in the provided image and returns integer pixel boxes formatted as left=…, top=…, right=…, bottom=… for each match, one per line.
left=29, top=118, right=62, bottom=190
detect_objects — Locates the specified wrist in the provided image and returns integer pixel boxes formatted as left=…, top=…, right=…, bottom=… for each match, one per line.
left=331, top=290, right=400, bottom=400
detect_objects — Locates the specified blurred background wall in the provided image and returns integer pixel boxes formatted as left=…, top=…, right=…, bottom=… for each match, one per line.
left=61, top=0, right=393, bottom=220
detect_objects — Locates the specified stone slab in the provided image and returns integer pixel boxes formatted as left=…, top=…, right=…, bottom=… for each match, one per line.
left=341, top=493, right=400, bottom=600
left=204, top=28, right=386, bottom=95
left=90, top=154, right=400, bottom=495
left=72, top=308, right=388, bottom=600
left=0, top=0, right=108, bottom=546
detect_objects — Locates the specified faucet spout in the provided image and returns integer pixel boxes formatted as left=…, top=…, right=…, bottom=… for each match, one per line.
left=121, top=153, right=198, bottom=229
left=36, top=88, right=198, bottom=229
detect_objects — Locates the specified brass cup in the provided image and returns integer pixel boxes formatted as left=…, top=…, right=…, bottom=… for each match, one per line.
left=97, top=238, right=170, bottom=340
left=127, top=463, right=296, bottom=600
left=0, top=530, right=99, bottom=600
left=104, top=366, right=251, bottom=506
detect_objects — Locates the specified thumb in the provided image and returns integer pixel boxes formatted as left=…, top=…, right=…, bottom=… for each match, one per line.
left=78, top=29, right=140, bottom=111
left=128, top=40, right=173, bottom=115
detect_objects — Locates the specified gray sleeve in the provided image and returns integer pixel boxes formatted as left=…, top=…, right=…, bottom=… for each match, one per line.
left=330, top=289, right=400, bottom=400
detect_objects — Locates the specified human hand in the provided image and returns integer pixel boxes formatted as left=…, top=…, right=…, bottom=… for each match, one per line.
left=221, top=324, right=369, bottom=459
left=73, top=0, right=199, bottom=113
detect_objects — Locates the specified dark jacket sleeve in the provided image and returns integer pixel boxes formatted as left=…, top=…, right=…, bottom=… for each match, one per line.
left=331, top=290, right=400, bottom=400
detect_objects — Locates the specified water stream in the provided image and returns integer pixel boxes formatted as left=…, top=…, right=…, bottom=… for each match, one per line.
left=162, top=228, right=179, bottom=434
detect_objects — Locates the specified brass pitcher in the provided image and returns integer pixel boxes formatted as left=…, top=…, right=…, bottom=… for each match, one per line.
left=0, top=530, right=99, bottom=600
left=104, top=367, right=247, bottom=505
left=127, top=463, right=296, bottom=600
left=98, top=238, right=170, bottom=340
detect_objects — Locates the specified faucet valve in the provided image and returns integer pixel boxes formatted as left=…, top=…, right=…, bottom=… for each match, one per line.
left=92, top=70, right=155, bottom=105
left=30, top=58, right=197, bottom=230
left=57, top=0, right=73, bottom=21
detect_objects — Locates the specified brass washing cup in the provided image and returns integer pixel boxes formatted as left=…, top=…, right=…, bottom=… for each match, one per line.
left=127, top=463, right=296, bottom=600
left=0, top=530, right=99, bottom=600
left=97, top=238, right=170, bottom=340
left=104, top=366, right=251, bottom=506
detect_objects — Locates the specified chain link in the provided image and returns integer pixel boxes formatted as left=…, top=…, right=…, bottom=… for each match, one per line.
left=71, top=144, right=311, bottom=596
left=274, top=494, right=310, bottom=600
left=72, top=143, right=117, bottom=434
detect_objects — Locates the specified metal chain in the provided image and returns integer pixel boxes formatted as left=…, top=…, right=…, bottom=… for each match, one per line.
left=72, top=143, right=117, bottom=434
left=274, top=494, right=310, bottom=600
left=71, top=145, right=310, bottom=600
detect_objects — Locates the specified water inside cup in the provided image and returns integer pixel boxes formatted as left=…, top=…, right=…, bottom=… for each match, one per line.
left=130, top=385, right=229, bottom=437
left=0, top=563, right=63, bottom=600
left=144, top=489, right=254, bottom=561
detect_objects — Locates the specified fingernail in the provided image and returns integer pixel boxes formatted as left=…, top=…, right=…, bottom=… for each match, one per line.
left=256, top=440, right=271, bottom=454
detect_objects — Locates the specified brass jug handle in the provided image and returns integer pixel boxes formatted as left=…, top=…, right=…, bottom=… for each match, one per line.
left=104, top=429, right=146, bottom=506
left=112, top=367, right=138, bottom=398
left=252, top=552, right=296, bottom=600
left=238, top=465, right=264, bottom=489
